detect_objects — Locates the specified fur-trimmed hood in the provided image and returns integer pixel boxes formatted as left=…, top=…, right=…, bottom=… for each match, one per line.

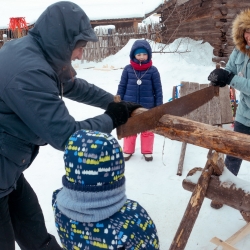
left=232, top=9, right=250, bottom=57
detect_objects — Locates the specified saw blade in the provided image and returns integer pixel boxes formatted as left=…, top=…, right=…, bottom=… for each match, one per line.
left=117, top=85, right=219, bottom=139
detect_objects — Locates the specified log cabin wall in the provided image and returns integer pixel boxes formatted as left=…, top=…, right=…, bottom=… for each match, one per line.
left=159, top=0, right=250, bottom=63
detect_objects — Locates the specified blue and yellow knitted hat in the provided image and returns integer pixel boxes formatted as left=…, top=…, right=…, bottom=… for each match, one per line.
left=63, top=130, right=125, bottom=186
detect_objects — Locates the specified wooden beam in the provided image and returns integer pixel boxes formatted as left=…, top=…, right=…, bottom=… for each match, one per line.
left=225, top=223, right=250, bottom=245
left=182, top=168, right=250, bottom=213
left=210, top=237, right=238, bottom=250
left=149, top=113, right=250, bottom=162
left=169, top=150, right=220, bottom=250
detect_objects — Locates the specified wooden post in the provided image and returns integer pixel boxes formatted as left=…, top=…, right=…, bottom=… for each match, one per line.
left=169, top=150, right=220, bottom=250
left=3, top=34, right=7, bottom=44
left=183, top=169, right=250, bottom=213
left=96, top=36, right=101, bottom=62
left=177, top=142, right=187, bottom=176
left=172, top=86, right=176, bottom=101
left=171, top=85, right=188, bottom=176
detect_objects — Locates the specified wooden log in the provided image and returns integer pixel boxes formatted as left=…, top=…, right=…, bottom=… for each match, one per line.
left=182, top=168, right=250, bottom=213
left=219, top=6, right=228, bottom=16
left=169, top=150, right=218, bottom=250
left=148, top=113, right=250, bottom=162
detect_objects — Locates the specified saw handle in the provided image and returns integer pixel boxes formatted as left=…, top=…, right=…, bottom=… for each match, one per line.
left=130, top=107, right=148, bottom=117
left=211, top=63, right=221, bottom=97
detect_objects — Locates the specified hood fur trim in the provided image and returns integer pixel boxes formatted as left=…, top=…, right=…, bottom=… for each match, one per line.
left=232, top=9, right=250, bottom=57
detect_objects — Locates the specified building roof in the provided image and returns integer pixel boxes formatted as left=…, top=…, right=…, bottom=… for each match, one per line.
left=0, top=0, right=164, bottom=29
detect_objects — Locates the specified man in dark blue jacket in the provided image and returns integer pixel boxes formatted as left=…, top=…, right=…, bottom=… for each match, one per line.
left=0, top=2, right=139, bottom=249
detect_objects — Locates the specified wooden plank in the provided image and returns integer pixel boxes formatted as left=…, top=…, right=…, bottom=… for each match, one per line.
left=209, top=94, right=221, bottom=125
left=220, top=86, right=233, bottom=124
left=210, top=237, right=238, bottom=250
left=179, top=82, right=223, bottom=125
left=186, top=82, right=200, bottom=121
left=197, top=84, right=210, bottom=124
left=226, top=223, right=250, bottom=246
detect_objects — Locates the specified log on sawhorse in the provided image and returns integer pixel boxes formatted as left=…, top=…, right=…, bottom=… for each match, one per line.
left=169, top=150, right=224, bottom=250
left=120, top=110, right=250, bottom=249
left=183, top=167, right=250, bottom=250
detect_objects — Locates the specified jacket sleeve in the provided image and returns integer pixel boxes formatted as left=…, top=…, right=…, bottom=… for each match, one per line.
left=63, top=77, right=114, bottom=110
left=117, top=66, right=129, bottom=100
left=3, top=70, right=114, bottom=151
left=152, top=67, right=163, bottom=106
left=226, top=49, right=250, bottom=95
left=225, top=48, right=239, bottom=75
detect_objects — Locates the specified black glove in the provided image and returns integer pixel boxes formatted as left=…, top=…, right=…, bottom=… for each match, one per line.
left=208, top=68, right=235, bottom=87
left=123, top=101, right=142, bottom=116
left=105, top=102, right=129, bottom=128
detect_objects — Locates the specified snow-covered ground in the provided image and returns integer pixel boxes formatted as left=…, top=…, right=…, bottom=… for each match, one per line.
left=15, top=38, right=250, bottom=249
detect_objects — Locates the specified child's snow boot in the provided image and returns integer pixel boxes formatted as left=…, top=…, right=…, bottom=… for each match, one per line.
left=143, top=154, right=153, bottom=162
left=123, top=153, right=132, bottom=161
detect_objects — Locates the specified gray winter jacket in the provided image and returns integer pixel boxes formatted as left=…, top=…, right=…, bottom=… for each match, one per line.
left=0, top=1, right=114, bottom=197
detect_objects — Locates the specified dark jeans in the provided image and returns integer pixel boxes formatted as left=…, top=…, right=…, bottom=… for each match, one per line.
left=225, top=121, right=250, bottom=176
left=0, top=174, right=61, bottom=250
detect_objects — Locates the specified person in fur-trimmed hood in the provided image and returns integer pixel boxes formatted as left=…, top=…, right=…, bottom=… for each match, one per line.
left=116, top=39, right=163, bottom=162
left=207, top=9, right=250, bottom=180
left=52, top=129, right=160, bottom=250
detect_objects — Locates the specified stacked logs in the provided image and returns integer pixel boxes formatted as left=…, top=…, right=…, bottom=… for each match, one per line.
left=158, top=0, right=250, bottom=64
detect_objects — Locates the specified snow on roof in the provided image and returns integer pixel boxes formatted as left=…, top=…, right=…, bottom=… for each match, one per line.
left=0, top=0, right=164, bottom=29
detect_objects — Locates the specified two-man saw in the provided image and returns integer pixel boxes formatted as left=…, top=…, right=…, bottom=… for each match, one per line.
left=117, top=85, right=219, bottom=139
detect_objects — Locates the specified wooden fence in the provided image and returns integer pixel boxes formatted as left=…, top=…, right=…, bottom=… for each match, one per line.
left=82, top=24, right=161, bottom=62
left=0, top=23, right=161, bottom=62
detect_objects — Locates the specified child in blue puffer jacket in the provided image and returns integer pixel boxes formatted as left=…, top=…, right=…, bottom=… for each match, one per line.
left=52, top=129, right=160, bottom=250
left=117, top=39, right=163, bottom=162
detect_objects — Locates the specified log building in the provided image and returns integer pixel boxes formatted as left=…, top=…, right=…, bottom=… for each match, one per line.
left=153, top=0, right=250, bottom=63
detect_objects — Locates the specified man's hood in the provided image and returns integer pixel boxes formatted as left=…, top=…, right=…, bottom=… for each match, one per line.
left=29, top=1, right=97, bottom=82
left=232, top=9, right=250, bottom=57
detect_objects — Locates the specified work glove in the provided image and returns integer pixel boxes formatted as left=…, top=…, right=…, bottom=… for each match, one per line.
left=123, top=101, right=142, bottom=116
left=208, top=68, right=235, bottom=87
left=105, top=101, right=142, bottom=128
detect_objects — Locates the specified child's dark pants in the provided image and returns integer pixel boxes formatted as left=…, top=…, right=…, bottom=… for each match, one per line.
left=225, top=121, right=250, bottom=176
left=0, top=173, right=61, bottom=250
